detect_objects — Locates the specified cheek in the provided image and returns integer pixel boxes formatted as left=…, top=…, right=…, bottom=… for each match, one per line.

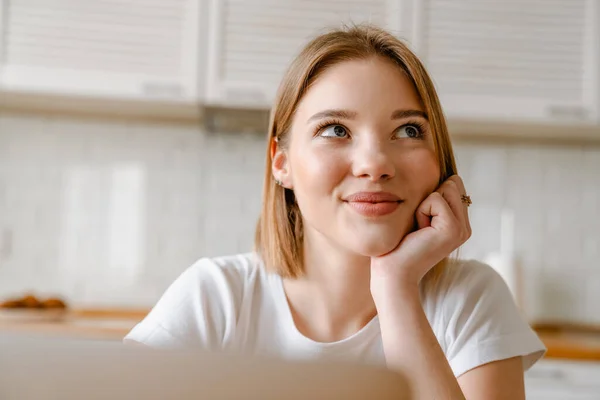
left=398, top=148, right=440, bottom=196
left=291, top=146, right=346, bottom=194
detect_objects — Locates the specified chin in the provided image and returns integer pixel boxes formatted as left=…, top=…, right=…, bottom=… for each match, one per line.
left=339, top=217, right=413, bottom=257
left=346, top=233, right=403, bottom=257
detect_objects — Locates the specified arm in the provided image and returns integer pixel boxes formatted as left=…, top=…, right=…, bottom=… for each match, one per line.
left=374, top=281, right=526, bottom=399
left=371, top=175, right=532, bottom=399
left=374, top=282, right=465, bottom=399
left=371, top=176, right=469, bottom=398
left=458, top=357, right=525, bottom=400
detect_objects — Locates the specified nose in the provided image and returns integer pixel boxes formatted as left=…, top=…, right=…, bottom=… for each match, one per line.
left=351, top=137, right=395, bottom=182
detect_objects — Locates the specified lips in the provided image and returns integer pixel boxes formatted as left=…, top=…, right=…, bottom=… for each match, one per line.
left=344, top=192, right=402, bottom=203
left=343, top=191, right=403, bottom=217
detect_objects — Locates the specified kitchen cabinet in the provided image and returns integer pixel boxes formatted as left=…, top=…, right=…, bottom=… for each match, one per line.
left=0, top=2, right=4, bottom=68
left=0, top=0, right=597, bottom=138
left=526, top=359, right=600, bottom=400
left=203, top=0, right=414, bottom=109
left=0, top=0, right=205, bottom=106
left=413, top=0, right=600, bottom=128
left=205, top=0, right=600, bottom=138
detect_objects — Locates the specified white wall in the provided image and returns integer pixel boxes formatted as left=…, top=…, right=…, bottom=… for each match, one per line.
left=0, top=111, right=598, bottom=324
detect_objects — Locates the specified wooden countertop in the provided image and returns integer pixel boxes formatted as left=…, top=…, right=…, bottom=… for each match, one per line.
left=533, top=323, right=600, bottom=361
left=2, top=310, right=600, bottom=361
left=0, top=309, right=146, bottom=341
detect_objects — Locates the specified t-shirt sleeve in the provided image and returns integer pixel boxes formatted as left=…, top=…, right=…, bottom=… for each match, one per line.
left=435, top=260, right=546, bottom=377
left=124, top=258, right=243, bottom=350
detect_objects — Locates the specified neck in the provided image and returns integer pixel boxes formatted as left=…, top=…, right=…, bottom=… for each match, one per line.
left=282, top=229, right=377, bottom=342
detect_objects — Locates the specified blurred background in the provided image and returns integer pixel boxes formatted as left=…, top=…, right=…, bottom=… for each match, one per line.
left=0, top=0, right=598, bottom=397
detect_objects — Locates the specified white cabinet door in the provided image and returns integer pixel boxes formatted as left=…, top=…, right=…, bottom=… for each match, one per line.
left=205, top=0, right=412, bottom=108
left=0, top=0, right=205, bottom=103
left=415, top=0, right=599, bottom=126
left=0, top=2, right=5, bottom=69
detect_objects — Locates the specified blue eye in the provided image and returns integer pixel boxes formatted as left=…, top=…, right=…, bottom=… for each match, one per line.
left=395, top=124, right=423, bottom=139
left=319, top=124, right=348, bottom=138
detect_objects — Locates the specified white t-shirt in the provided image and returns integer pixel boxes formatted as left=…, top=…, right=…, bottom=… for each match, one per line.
left=125, top=253, right=546, bottom=377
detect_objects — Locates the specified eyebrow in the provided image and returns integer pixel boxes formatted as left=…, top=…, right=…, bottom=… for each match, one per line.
left=391, top=109, right=428, bottom=121
left=307, top=109, right=357, bottom=123
left=307, top=108, right=428, bottom=123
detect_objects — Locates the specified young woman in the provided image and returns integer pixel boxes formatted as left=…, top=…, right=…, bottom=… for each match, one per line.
left=126, top=25, right=545, bottom=398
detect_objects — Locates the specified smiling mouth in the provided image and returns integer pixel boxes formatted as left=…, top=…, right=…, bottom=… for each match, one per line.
left=345, top=201, right=402, bottom=217
left=343, top=192, right=403, bottom=217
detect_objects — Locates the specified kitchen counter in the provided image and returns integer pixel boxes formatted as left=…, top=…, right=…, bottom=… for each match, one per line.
left=0, top=309, right=145, bottom=341
left=2, top=309, right=600, bottom=362
left=533, top=323, right=600, bottom=361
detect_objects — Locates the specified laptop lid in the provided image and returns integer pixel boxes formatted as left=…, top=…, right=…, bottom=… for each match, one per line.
left=0, top=334, right=412, bottom=400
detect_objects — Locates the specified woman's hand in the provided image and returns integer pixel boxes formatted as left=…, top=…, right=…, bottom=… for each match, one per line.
left=370, top=175, right=472, bottom=294
left=371, top=175, right=472, bottom=400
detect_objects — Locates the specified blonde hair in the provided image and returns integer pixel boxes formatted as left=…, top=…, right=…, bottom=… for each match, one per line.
left=254, top=25, right=458, bottom=283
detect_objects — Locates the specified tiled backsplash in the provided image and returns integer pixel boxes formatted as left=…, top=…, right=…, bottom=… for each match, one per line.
left=0, top=112, right=598, bottom=324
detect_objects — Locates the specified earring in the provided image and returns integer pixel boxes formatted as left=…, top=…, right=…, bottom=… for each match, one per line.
left=274, top=179, right=283, bottom=187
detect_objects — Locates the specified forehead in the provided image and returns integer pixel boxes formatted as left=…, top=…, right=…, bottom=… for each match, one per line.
left=295, top=57, right=424, bottom=119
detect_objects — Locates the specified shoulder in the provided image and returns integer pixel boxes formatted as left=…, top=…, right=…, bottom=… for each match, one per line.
left=184, top=252, right=264, bottom=290
left=422, top=259, right=546, bottom=377
left=189, top=252, right=263, bottom=278
left=160, top=252, right=263, bottom=309
left=125, top=252, right=266, bottom=349
left=422, top=258, right=520, bottom=329
left=437, top=259, right=508, bottom=300
left=422, top=259, right=510, bottom=318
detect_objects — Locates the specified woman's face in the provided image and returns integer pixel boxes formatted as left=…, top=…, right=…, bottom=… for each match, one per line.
left=274, top=56, right=441, bottom=257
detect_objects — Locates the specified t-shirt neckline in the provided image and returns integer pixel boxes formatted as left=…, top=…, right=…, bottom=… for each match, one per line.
left=269, top=273, right=380, bottom=351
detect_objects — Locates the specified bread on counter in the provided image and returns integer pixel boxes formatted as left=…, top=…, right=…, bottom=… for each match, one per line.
left=0, top=294, right=67, bottom=310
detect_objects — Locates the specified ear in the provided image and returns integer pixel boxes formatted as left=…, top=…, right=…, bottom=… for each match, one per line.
left=271, top=138, right=292, bottom=188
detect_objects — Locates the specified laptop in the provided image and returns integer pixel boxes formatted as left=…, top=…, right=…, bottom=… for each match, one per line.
left=0, top=334, right=411, bottom=399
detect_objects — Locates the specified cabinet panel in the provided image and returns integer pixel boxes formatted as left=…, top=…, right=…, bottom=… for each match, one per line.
left=417, top=0, right=599, bottom=126
left=0, top=0, right=204, bottom=103
left=205, top=0, right=410, bottom=108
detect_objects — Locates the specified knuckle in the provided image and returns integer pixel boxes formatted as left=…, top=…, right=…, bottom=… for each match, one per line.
left=442, top=180, right=456, bottom=191
left=430, top=192, right=443, bottom=201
